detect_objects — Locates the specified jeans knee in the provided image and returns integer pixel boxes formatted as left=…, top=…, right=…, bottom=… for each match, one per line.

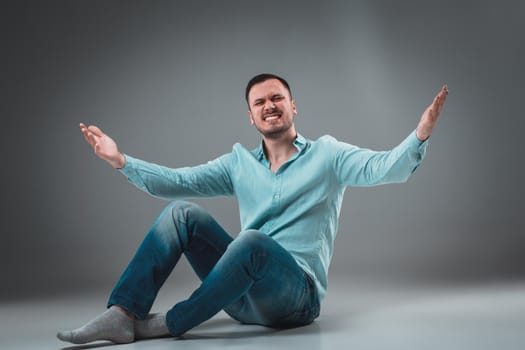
left=167, top=201, right=209, bottom=227
left=235, top=230, right=270, bottom=248
left=242, top=230, right=268, bottom=239
left=151, top=201, right=203, bottom=248
left=228, top=230, right=272, bottom=270
left=168, top=200, right=199, bottom=218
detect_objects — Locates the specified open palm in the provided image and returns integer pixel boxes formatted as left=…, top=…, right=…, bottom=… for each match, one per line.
left=416, top=85, right=448, bottom=141
left=80, top=123, right=125, bottom=168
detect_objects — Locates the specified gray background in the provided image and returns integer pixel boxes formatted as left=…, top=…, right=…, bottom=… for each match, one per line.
left=3, top=0, right=524, bottom=300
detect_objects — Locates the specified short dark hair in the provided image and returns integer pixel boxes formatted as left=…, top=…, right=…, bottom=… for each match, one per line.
left=245, top=73, right=292, bottom=104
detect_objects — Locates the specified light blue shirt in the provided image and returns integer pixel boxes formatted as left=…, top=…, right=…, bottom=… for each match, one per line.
left=119, top=130, right=428, bottom=300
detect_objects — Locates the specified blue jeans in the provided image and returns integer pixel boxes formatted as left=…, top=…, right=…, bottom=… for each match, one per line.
left=108, top=201, right=320, bottom=336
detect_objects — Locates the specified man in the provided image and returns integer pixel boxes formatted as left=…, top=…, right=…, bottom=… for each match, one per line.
left=57, top=73, right=448, bottom=344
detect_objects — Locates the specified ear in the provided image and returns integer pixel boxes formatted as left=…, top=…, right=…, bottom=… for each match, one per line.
left=291, top=99, right=298, bottom=116
left=248, top=110, right=255, bottom=125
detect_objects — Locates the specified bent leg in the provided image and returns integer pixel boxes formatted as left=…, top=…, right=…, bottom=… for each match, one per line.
left=166, top=230, right=319, bottom=337
left=108, top=201, right=234, bottom=319
left=58, top=201, right=233, bottom=344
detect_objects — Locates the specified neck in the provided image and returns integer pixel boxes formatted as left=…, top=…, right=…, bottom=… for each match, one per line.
left=262, top=127, right=298, bottom=169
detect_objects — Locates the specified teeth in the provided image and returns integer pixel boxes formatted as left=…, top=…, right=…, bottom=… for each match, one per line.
left=265, top=116, right=278, bottom=121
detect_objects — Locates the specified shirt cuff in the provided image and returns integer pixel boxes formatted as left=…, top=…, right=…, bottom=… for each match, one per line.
left=409, top=129, right=429, bottom=159
left=117, top=154, right=135, bottom=177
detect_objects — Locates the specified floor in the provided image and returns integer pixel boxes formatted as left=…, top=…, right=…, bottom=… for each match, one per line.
left=2, top=278, right=525, bottom=350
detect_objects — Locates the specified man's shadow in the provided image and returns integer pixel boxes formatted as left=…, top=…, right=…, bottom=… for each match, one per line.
left=180, top=316, right=322, bottom=340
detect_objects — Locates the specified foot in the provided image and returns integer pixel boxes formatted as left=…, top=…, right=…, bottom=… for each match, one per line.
left=57, top=306, right=134, bottom=344
left=134, top=313, right=170, bottom=340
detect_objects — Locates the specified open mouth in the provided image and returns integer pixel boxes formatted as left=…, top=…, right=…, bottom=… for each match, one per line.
left=264, top=112, right=281, bottom=121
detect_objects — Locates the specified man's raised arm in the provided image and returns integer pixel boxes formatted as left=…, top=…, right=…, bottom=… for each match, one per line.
left=80, top=122, right=126, bottom=169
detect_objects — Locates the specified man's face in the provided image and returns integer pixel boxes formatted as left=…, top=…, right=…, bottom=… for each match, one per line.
left=247, top=79, right=297, bottom=139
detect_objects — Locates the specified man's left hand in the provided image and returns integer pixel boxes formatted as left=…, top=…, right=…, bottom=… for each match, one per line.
left=416, top=85, right=449, bottom=141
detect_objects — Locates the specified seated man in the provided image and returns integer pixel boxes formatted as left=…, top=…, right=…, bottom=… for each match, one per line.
left=58, top=73, right=448, bottom=344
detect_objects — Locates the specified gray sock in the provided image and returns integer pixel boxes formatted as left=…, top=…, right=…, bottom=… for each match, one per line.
left=134, top=313, right=170, bottom=340
left=56, top=306, right=134, bottom=344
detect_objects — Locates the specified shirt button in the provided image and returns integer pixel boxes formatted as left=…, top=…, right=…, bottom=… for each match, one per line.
left=274, top=194, right=280, bottom=199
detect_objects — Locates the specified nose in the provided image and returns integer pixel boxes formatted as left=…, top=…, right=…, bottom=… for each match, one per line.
left=264, top=101, right=275, bottom=111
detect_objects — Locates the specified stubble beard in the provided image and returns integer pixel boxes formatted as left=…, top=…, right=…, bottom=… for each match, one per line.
left=255, top=119, right=294, bottom=140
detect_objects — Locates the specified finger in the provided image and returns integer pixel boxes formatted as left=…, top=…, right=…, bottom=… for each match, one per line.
left=79, top=123, right=89, bottom=135
left=439, top=85, right=448, bottom=101
left=88, top=125, right=104, bottom=137
left=437, top=86, right=448, bottom=106
left=431, top=87, right=447, bottom=116
left=431, top=93, right=440, bottom=111
left=80, top=123, right=93, bottom=135
left=80, top=124, right=91, bottom=139
left=81, top=129, right=91, bottom=144
left=80, top=123, right=93, bottom=138
left=85, top=132, right=98, bottom=147
left=434, top=87, right=447, bottom=108
left=81, top=127, right=98, bottom=147
left=81, top=124, right=99, bottom=139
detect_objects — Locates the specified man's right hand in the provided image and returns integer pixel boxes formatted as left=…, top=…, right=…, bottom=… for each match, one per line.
left=80, top=123, right=126, bottom=169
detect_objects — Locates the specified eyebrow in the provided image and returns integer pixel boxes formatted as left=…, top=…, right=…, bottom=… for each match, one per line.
left=253, top=94, right=285, bottom=105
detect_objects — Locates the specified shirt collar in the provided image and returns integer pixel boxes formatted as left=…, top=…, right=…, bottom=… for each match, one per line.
left=294, top=133, right=307, bottom=149
left=255, top=133, right=308, bottom=162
